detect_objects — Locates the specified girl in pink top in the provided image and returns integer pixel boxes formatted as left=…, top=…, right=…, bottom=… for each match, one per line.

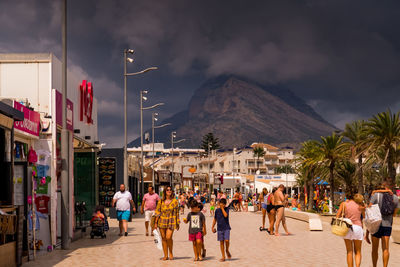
left=336, top=191, right=365, bottom=267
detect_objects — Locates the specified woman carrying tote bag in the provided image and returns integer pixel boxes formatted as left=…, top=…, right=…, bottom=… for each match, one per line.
left=335, top=190, right=365, bottom=267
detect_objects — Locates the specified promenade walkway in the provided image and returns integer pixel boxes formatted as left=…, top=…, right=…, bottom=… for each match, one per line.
left=23, top=209, right=400, bottom=267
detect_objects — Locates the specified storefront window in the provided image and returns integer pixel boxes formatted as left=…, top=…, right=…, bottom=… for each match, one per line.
left=0, top=127, right=12, bottom=205
left=14, top=141, right=28, bottom=162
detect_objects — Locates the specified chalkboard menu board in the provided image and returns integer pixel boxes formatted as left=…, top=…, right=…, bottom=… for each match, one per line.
left=99, top=158, right=116, bottom=207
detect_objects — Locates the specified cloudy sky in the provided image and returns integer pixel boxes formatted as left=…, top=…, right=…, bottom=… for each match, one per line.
left=1, top=0, right=400, bottom=147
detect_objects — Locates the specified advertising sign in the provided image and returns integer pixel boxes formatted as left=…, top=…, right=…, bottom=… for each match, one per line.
left=157, top=171, right=170, bottom=183
left=13, top=101, right=40, bottom=137
left=55, top=90, right=74, bottom=131
left=172, top=173, right=181, bottom=183
left=80, top=80, right=94, bottom=124
left=99, top=158, right=116, bottom=207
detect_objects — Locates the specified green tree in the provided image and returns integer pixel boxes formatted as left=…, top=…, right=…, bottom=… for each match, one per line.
left=253, top=147, right=266, bottom=172
left=275, top=164, right=295, bottom=174
left=335, top=160, right=356, bottom=192
left=342, top=120, right=368, bottom=194
left=365, top=110, right=400, bottom=188
left=319, top=133, right=347, bottom=207
left=297, top=140, right=321, bottom=211
left=200, top=132, right=221, bottom=152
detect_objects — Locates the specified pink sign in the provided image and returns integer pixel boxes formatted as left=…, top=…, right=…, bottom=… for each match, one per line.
left=14, top=102, right=40, bottom=137
left=56, top=90, right=74, bottom=132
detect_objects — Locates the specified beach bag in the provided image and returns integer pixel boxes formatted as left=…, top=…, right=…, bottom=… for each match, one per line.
left=364, top=204, right=382, bottom=234
left=331, top=203, right=352, bottom=237
left=153, top=229, right=162, bottom=250
left=381, top=193, right=395, bottom=216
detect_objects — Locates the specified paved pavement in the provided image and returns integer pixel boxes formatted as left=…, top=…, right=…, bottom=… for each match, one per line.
left=24, top=207, right=400, bottom=267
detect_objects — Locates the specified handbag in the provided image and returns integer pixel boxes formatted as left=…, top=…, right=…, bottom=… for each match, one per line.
left=331, top=203, right=352, bottom=237
left=364, top=200, right=382, bottom=234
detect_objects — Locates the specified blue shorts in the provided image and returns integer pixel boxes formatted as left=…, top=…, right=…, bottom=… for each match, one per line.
left=117, top=210, right=130, bottom=221
left=217, top=230, right=230, bottom=241
left=372, top=226, right=392, bottom=238
left=261, top=203, right=268, bottom=210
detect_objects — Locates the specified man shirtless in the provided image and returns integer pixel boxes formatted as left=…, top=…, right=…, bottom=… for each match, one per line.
left=274, top=184, right=291, bottom=236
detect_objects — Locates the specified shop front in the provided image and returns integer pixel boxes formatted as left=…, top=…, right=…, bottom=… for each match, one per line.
left=12, top=101, right=54, bottom=263
left=193, top=174, right=208, bottom=193
left=71, top=79, right=99, bottom=231
left=171, top=172, right=182, bottom=193
left=0, top=54, right=100, bottom=260
left=0, top=101, right=24, bottom=267
left=156, top=170, right=171, bottom=197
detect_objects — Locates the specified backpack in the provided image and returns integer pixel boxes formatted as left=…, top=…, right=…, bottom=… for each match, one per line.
left=380, top=193, right=395, bottom=216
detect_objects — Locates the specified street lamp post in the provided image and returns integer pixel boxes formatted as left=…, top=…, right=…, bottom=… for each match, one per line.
left=208, top=142, right=211, bottom=194
left=152, top=112, right=171, bottom=187
left=123, top=49, right=157, bottom=190
left=61, top=0, right=70, bottom=249
left=170, top=131, right=185, bottom=187
left=140, top=92, right=164, bottom=198
left=285, top=165, right=288, bottom=193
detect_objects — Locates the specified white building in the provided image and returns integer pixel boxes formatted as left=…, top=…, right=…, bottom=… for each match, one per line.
left=0, top=53, right=100, bottom=257
left=131, top=142, right=297, bottom=194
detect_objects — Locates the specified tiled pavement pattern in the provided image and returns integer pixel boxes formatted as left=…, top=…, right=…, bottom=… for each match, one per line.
left=24, top=208, right=400, bottom=267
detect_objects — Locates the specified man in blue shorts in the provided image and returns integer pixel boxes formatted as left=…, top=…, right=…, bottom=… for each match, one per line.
left=112, top=184, right=136, bottom=236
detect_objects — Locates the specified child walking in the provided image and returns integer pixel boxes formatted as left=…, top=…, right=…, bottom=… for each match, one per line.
left=198, top=202, right=207, bottom=258
left=184, top=200, right=207, bottom=261
left=212, top=198, right=232, bottom=262
left=210, top=198, right=216, bottom=217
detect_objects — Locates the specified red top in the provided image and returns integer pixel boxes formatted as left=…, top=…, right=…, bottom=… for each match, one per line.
left=35, top=195, right=50, bottom=214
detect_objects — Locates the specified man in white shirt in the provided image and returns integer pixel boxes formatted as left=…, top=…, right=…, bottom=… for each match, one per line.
left=112, top=184, right=136, bottom=236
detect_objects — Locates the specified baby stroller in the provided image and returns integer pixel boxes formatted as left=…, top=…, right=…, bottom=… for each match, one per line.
left=90, top=206, right=108, bottom=239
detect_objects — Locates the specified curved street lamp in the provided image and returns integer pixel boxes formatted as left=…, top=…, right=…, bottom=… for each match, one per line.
left=140, top=90, right=164, bottom=197
left=170, top=131, right=186, bottom=187
left=123, top=49, right=157, bottom=191
left=151, top=112, right=171, bottom=186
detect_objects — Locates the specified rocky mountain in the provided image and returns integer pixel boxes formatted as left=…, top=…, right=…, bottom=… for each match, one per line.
left=128, top=75, right=337, bottom=149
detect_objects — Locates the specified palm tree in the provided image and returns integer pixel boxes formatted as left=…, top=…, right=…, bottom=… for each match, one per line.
left=365, top=110, right=400, bottom=188
left=319, top=133, right=347, bottom=207
left=275, top=164, right=295, bottom=174
left=297, top=140, right=321, bottom=210
left=342, top=120, right=368, bottom=194
left=335, top=160, right=356, bottom=192
left=253, top=147, right=266, bottom=174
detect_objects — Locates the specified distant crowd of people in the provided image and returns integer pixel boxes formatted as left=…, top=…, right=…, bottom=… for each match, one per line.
left=105, top=181, right=399, bottom=266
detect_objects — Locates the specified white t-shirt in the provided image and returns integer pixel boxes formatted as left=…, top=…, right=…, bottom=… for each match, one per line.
left=113, top=191, right=132, bottom=211
left=37, top=150, right=51, bottom=165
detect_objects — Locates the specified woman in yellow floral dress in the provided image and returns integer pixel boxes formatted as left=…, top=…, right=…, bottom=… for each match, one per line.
left=154, top=186, right=180, bottom=260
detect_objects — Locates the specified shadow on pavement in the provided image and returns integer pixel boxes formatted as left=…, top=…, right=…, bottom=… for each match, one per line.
left=22, top=225, right=127, bottom=267
left=158, top=256, right=192, bottom=260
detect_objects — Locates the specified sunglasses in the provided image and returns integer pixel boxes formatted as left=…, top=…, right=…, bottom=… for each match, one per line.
left=166, top=189, right=172, bottom=192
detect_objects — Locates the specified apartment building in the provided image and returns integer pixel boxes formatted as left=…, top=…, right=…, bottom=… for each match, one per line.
left=129, top=142, right=297, bottom=194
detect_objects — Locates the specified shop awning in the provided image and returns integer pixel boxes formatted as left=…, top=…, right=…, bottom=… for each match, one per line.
left=316, top=177, right=329, bottom=185
left=161, top=161, right=171, bottom=167
left=200, top=159, right=216, bottom=164
left=0, top=101, right=24, bottom=121
left=264, top=155, right=279, bottom=160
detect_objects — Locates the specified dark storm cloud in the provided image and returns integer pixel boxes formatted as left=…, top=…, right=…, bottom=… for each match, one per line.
left=1, top=0, right=400, bottom=146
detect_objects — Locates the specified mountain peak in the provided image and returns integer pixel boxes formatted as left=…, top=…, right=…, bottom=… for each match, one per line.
left=129, top=76, right=337, bottom=148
